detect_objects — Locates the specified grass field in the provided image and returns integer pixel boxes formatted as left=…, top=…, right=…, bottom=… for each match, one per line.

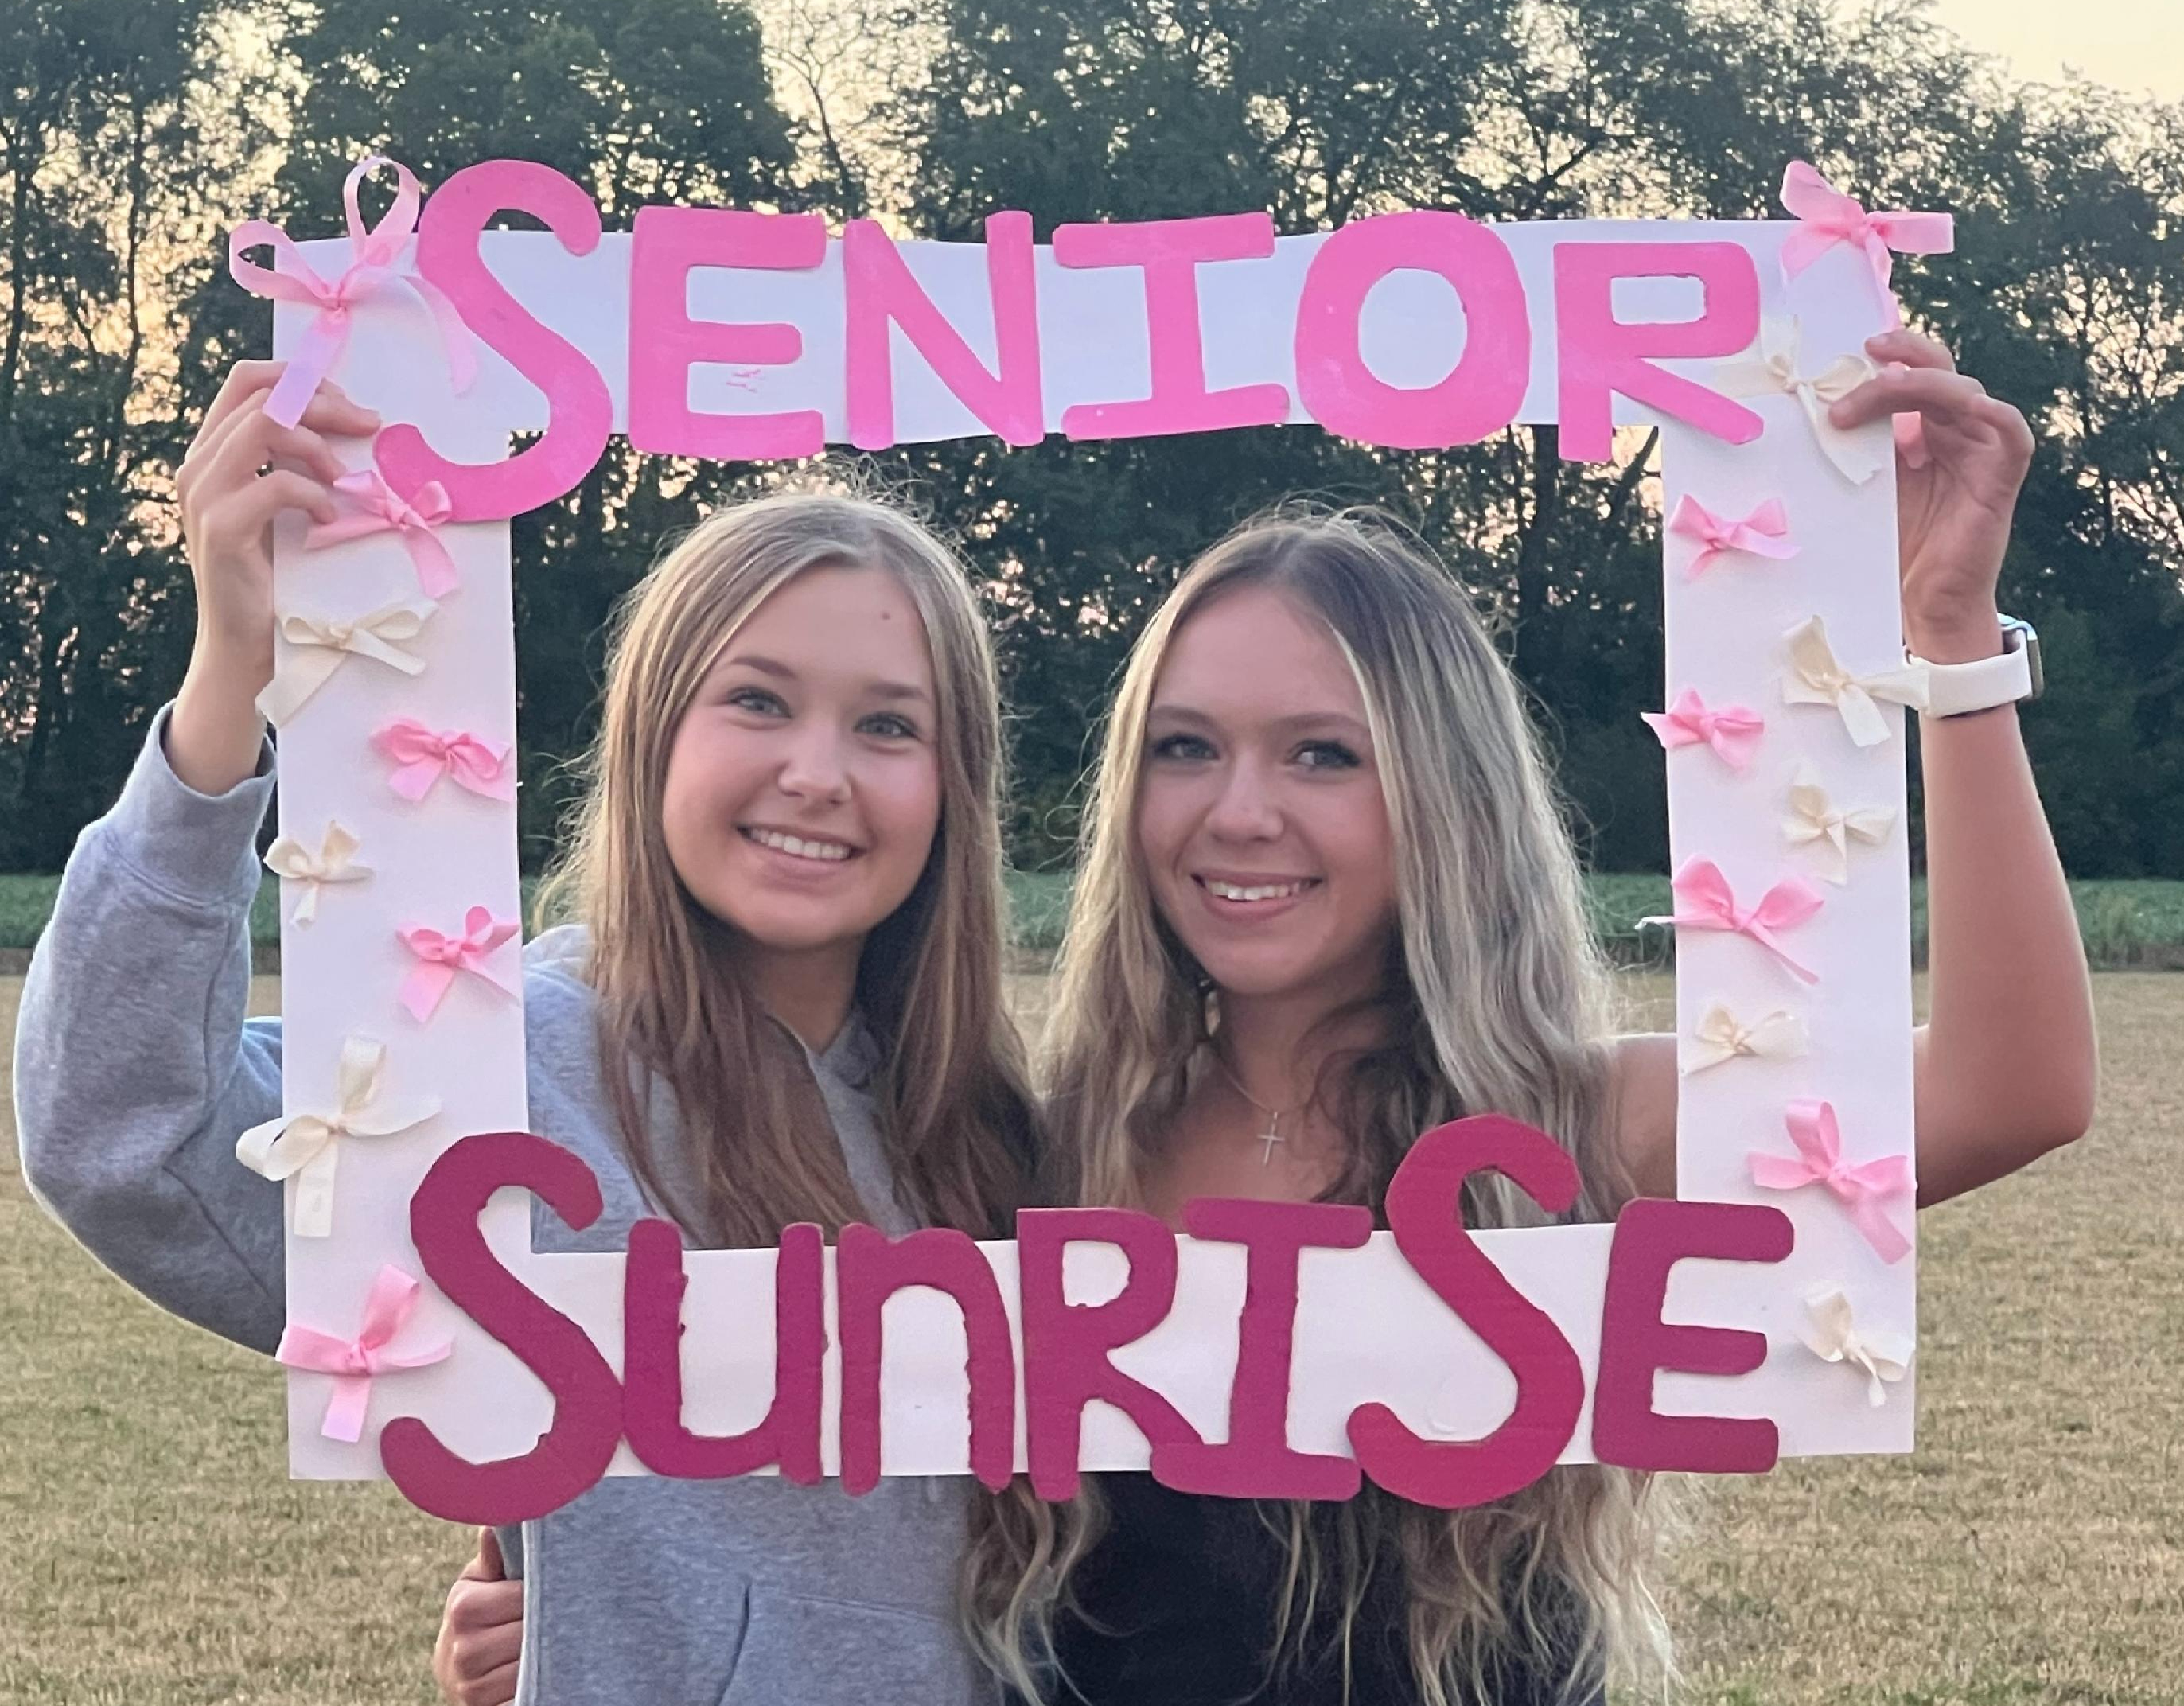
left=3, top=972, right=2179, bottom=1704
left=10, top=871, right=2184, bottom=969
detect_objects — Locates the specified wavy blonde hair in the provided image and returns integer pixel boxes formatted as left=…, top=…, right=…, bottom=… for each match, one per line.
left=539, top=487, right=1038, bottom=1248
left=965, top=506, right=1672, bottom=1704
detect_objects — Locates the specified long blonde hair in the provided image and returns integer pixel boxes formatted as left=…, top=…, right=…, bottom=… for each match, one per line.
left=967, top=505, right=1670, bottom=1704
left=540, top=488, right=1038, bottom=1248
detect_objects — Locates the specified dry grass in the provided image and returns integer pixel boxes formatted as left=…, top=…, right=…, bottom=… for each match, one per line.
left=2, top=972, right=2178, bottom=1704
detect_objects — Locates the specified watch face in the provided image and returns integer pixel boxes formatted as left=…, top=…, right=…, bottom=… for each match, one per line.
left=1999, top=616, right=2043, bottom=700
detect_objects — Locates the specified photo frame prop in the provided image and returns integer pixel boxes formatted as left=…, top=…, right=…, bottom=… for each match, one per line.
left=241, top=155, right=1940, bottom=1522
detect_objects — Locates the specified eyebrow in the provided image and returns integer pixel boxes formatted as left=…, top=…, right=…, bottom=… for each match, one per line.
left=722, top=653, right=934, bottom=706
left=1147, top=703, right=1372, bottom=741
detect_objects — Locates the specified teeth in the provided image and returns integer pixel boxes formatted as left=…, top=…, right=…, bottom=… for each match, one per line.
left=1207, top=879, right=1309, bottom=902
left=746, top=828, right=854, bottom=862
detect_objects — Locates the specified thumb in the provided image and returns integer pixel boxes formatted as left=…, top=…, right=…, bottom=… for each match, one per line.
left=461, top=1526, right=506, bottom=1583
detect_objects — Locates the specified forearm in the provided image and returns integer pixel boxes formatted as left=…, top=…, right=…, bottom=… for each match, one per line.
left=1912, top=607, right=2097, bottom=1205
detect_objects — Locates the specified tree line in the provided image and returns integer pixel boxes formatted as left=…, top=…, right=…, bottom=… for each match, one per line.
left=5, top=0, right=2182, bottom=876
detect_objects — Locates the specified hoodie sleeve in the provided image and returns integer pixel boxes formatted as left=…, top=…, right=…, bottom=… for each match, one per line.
left=13, top=702, right=287, bottom=1354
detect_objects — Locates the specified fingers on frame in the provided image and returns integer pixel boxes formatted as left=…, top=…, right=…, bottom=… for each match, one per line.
left=196, top=411, right=346, bottom=507
left=208, top=469, right=339, bottom=533
left=1866, top=329, right=1957, bottom=373
left=184, top=368, right=364, bottom=489
left=1834, top=367, right=1989, bottom=430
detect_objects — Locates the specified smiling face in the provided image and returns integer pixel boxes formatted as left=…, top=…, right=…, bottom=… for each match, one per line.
left=660, top=563, right=941, bottom=977
left=1135, top=582, right=1400, bottom=1007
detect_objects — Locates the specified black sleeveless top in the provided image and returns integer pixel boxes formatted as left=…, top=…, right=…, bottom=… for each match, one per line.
left=1043, top=1478, right=1606, bottom=1706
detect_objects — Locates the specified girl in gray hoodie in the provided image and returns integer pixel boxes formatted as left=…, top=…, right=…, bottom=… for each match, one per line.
left=15, top=361, right=1041, bottom=1705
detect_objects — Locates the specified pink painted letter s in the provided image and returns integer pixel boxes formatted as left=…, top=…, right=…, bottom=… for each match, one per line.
left=376, top=161, right=613, bottom=521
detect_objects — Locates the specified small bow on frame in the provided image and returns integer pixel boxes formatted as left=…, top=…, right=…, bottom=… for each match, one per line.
left=398, top=907, right=520, bottom=1022
left=1781, top=616, right=1929, bottom=749
left=1778, top=160, right=1953, bottom=328
left=1801, top=1287, right=1912, bottom=1408
left=1668, top=494, right=1800, bottom=580
left=263, top=821, right=372, bottom=925
left=1783, top=763, right=1897, bottom=884
left=1750, top=1098, right=1913, bottom=1264
left=373, top=719, right=516, bottom=804
left=1642, top=688, right=1766, bottom=773
left=1715, top=318, right=1885, bottom=484
left=235, top=1035, right=438, bottom=1237
left=307, top=470, right=460, bottom=599
left=277, top=1265, right=454, bottom=1442
left=1680, top=1000, right=1808, bottom=1076
left=228, top=155, right=478, bottom=429
left=257, top=598, right=438, bottom=727
left=1639, top=859, right=1827, bottom=984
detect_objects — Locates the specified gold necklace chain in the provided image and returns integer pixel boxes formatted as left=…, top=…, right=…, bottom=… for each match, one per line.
left=1210, top=1047, right=1302, bottom=1167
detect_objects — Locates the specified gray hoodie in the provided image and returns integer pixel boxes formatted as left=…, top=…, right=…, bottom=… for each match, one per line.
left=14, top=705, right=999, bottom=1706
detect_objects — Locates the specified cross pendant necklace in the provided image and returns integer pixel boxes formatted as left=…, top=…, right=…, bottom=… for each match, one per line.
left=1213, top=1051, right=1299, bottom=1167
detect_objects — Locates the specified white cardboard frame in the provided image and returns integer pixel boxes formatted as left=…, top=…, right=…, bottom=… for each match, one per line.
left=261, top=185, right=1915, bottom=1490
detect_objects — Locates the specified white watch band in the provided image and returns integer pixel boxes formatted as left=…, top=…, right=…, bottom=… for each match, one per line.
left=1910, top=620, right=2038, bottom=718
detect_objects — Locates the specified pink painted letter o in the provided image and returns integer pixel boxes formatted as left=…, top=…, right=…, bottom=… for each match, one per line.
left=1295, top=212, right=1529, bottom=450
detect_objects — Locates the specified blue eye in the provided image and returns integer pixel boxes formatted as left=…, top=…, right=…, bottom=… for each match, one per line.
left=726, top=687, right=788, bottom=716
left=862, top=711, right=920, bottom=740
left=1296, top=741, right=1361, bottom=769
left=1150, top=732, right=1215, bottom=761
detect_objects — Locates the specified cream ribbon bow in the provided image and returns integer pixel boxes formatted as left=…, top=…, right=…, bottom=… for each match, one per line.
left=236, top=1036, right=438, bottom=1237
left=1715, top=317, right=1885, bottom=484
left=256, top=598, right=438, bottom=727
left=263, top=822, right=372, bottom=925
left=1784, top=763, right=1898, bottom=884
left=1781, top=616, right=1929, bottom=748
left=1801, top=1288, right=1912, bottom=1408
left=1680, top=1000, right=1809, bottom=1076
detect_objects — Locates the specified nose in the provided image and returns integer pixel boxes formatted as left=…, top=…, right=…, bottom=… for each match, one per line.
left=776, top=723, right=852, bottom=804
left=1204, top=756, right=1282, bottom=843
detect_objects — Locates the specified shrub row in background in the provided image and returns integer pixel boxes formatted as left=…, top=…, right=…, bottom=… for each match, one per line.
left=6, top=873, right=2182, bottom=971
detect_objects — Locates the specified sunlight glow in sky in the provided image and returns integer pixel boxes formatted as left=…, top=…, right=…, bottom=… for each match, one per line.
left=1924, top=0, right=2183, bottom=101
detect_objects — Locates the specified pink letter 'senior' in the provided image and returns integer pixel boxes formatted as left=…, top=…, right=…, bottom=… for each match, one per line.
left=1053, top=214, right=1289, bottom=439
left=627, top=208, right=827, bottom=461
left=844, top=212, right=1043, bottom=450
left=1551, top=240, right=1764, bottom=461
left=1294, top=211, right=1530, bottom=449
left=376, top=161, right=613, bottom=521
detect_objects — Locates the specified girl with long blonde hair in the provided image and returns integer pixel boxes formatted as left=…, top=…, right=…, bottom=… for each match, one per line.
left=18, top=362, right=1037, bottom=1705
left=432, top=331, right=2093, bottom=1704
left=966, top=327, right=2095, bottom=1704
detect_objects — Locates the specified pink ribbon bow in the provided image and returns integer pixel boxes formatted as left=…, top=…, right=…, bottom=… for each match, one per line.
left=1779, top=160, right=1954, bottom=328
left=1750, top=1099, right=1913, bottom=1264
left=306, top=470, right=459, bottom=598
left=398, top=906, right=520, bottom=1022
left=1668, top=494, right=1800, bottom=580
left=1641, top=688, right=1765, bottom=773
left=229, top=155, right=478, bottom=429
left=276, top=1265, right=453, bottom=1443
left=1640, top=859, right=1825, bottom=983
left=373, top=719, right=516, bottom=804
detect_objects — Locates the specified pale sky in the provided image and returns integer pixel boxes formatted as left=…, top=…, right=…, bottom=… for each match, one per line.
left=1924, top=0, right=2183, bottom=101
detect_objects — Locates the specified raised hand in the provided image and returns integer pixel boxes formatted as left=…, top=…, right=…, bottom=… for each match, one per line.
left=166, top=361, right=379, bottom=793
left=1826, top=329, right=2035, bottom=659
